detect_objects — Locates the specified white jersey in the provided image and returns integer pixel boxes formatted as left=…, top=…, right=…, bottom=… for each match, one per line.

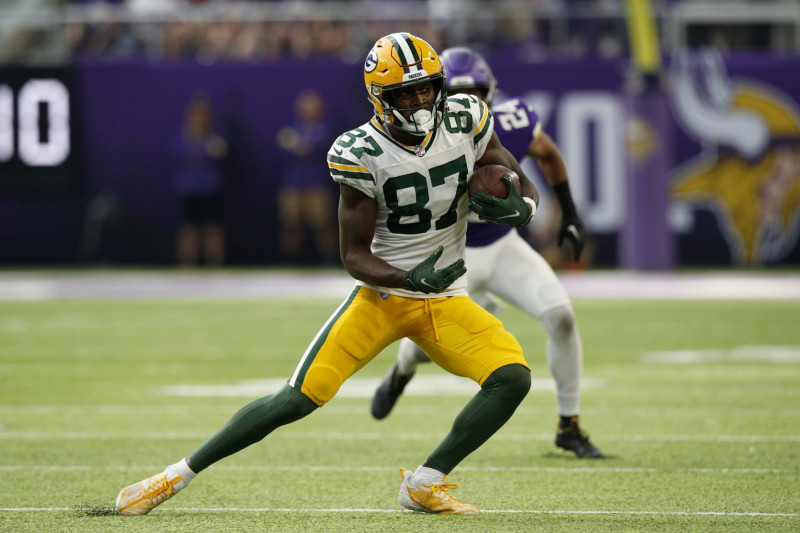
left=328, top=95, right=494, bottom=298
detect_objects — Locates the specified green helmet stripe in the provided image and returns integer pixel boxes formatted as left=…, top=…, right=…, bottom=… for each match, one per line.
left=387, top=32, right=422, bottom=68
left=387, top=34, right=409, bottom=66
left=404, top=35, right=421, bottom=62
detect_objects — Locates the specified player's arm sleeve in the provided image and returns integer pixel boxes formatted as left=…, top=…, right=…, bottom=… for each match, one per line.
left=327, top=148, right=376, bottom=198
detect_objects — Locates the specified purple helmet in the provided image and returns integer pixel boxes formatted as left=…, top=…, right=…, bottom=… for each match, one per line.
left=440, top=47, right=497, bottom=104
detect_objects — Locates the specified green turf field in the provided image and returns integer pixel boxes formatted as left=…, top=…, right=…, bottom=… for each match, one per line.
left=1, top=294, right=798, bottom=532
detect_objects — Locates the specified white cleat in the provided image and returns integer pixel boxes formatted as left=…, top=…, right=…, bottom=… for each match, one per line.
left=397, top=468, right=480, bottom=514
left=115, top=471, right=181, bottom=515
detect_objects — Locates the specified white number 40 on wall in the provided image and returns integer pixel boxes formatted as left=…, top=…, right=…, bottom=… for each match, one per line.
left=0, top=79, right=70, bottom=167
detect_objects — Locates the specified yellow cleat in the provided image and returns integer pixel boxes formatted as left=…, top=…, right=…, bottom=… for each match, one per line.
left=397, top=468, right=480, bottom=514
left=115, top=471, right=181, bottom=515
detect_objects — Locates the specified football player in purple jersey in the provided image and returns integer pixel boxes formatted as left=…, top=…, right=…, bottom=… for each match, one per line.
left=371, top=47, right=604, bottom=458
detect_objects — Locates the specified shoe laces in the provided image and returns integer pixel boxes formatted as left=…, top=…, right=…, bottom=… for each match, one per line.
left=423, top=479, right=461, bottom=502
left=146, top=475, right=175, bottom=501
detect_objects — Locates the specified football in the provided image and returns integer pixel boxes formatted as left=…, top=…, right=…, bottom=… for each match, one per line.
left=468, top=165, right=521, bottom=199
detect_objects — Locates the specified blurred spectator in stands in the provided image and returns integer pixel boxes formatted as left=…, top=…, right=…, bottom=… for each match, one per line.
left=275, top=89, right=338, bottom=264
left=285, top=21, right=315, bottom=59
left=229, top=21, right=262, bottom=59
left=170, top=93, right=229, bottom=266
left=68, top=21, right=149, bottom=57
left=262, top=21, right=291, bottom=58
left=163, top=22, right=199, bottom=58
left=563, top=0, right=626, bottom=59
left=492, top=1, right=548, bottom=61
left=28, top=0, right=800, bottom=64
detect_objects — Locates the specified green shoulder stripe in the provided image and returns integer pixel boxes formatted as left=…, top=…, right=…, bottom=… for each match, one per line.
left=330, top=167, right=374, bottom=182
left=327, top=153, right=361, bottom=167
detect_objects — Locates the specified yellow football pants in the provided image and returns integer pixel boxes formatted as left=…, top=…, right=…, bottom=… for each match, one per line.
left=289, top=286, right=529, bottom=406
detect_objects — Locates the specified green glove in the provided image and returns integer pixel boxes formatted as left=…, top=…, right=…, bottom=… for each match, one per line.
left=469, top=175, right=534, bottom=226
left=405, top=246, right=466, bottom=294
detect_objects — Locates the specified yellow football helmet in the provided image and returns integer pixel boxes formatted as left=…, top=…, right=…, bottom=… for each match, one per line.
left=364, top=32, right=447, bottom=136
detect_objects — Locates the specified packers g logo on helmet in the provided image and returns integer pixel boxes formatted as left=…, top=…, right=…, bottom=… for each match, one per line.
left=364, top=49, right=378, bottom=73
left=364, top=33, right=447, bottom=137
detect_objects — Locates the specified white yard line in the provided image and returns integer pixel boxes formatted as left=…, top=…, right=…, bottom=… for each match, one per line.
left=155, top=376, right=605, bottom=398
left=642, top=346, right=800, bottom=364
left=0, top=465, right=794, bottom=474
left=0, top=507, right=796, bottom=517
left=2, top=404, right=799, bottom=417
left=0, top=431, right=798, bottom=442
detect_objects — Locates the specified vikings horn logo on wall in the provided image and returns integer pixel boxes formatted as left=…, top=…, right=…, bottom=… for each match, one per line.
left=669, top=50, right=800, bottom=265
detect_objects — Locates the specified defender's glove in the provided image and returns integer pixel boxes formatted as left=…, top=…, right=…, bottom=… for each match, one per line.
left=552, top=181, right=586, bottom=261
left=468, top=175, right=535, bottom=226
left=558, top=213, right=588, bottom=261
left=405, top=245, right=466, bottom=294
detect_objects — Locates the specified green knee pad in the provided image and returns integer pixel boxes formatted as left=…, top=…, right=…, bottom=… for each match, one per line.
left=482, top=363, right=532, bottom=404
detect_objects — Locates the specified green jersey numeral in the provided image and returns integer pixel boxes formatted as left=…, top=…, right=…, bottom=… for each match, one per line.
left=336, top=128, right=383, bottom=158
left=443, top=111, right=473, bottom=134
left=383, top=155, right=469, bottom=235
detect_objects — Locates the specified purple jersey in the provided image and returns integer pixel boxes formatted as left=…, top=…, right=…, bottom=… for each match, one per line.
left=466, top=97, right=541, bottom=247
left=171, top=131, right=228, bottom=196
left=278, top=119, right=334, bottom=190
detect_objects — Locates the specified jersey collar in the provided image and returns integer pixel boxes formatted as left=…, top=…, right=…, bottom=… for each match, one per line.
left=369, top=117, right=436, bottom=157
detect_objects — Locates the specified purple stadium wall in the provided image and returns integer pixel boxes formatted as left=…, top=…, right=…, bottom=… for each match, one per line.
left=0, top=53, right=798, bottom=267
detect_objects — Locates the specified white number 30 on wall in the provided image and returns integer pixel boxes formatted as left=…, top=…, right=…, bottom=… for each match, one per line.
left=0, top=79, right=70, bottom=167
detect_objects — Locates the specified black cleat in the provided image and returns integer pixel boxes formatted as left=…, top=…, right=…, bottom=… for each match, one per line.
left=555, top=416, right=605, bottom=458
left=371, top=363, right=414, bottom=420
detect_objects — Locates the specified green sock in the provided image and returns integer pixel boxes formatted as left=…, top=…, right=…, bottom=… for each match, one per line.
left=189, top=384, right=318, bottom=472
left=426, top=364, right=531, bottom=474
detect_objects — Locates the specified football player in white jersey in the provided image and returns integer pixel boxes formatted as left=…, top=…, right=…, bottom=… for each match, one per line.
left=114, top=33, right=540, bottom=516
left=370, top=47, right=604, bottom=459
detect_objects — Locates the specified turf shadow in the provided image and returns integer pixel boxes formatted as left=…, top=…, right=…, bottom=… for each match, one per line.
left=72, top=504, right=118, bottom=517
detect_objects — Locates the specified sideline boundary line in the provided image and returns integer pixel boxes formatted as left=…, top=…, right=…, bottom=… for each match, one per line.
left=1, top=271, right=799, bottom=301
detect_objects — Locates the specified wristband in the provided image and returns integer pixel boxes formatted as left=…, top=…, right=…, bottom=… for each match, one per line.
left=552, top=181, right=577, bottom=218
left=523, top=197, right=537, bottom=222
